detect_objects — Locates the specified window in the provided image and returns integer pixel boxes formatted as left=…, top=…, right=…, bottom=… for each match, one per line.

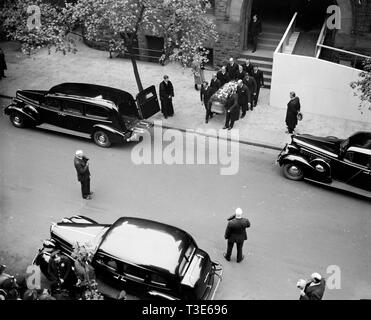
left=151, top=274, right=167, bottom=287
left=61, top=100, right=84, bottom=115
left=345, top=151, right=371, bottom=168
left=122, top=264, right=146, bottom=283
left=85, top=105, right=109, bottom=120
left=46, top=97, right=61, bottom=111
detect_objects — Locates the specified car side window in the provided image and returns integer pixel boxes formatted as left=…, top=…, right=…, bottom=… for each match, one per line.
left=85, top=105, right=110, bottom=120
left=345, top=151, right=371, bottom=168
left=61, top=100, right=84, bottom=115
left=150, top=274, right=167, bottom=287
left=122, top=263, right=146, bottom=283
left=45, top=97, right=61, bottom=111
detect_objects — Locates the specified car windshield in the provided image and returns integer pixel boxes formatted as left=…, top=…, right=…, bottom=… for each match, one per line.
left=178, top=243, right=196, bottom=277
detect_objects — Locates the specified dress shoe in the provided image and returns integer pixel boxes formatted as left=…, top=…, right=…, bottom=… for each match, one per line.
left=228, top=126, right=234, bottom=130
left=205, top=120, right=208, bottom=124
left=241, top=113, right=246, bottom=119
left=223, top=126, right=228, bottom=130
left=237, top=255, right=245, bottom=263
left=89, top=192, right=94, bottom=196
left=223, top=253, right=230, bottom=262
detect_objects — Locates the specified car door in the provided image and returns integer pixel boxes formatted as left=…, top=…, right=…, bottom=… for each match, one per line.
left=136, top=85, right=160, bottom=119
left=59, top=99, right=85, bottom=132
left=343, top=148, right=371, bottom=191
left=83, top=103, right=113, bottom=134
left=38, top=96, right=64, bottom=126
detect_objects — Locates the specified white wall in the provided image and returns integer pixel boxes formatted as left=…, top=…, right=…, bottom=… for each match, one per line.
left=270, top=52, right=371, bottom=124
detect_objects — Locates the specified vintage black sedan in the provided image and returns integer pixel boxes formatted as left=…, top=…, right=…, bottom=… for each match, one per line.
left=277, top=132, right=371, bottom=198
left=3, top=82, right=160, bottom=147
left=33, top=215, right=223, bottom=300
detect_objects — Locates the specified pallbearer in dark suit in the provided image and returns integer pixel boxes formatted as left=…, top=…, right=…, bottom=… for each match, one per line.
left=223, top=90, right=240, bottom=130
left=237, top=79, right=251, bottom=118
left=243, top=74, right=257, bottom=110
left=236, top=64, right=246, bottom=81
left=74, top=150, right=92, bottom=200
left=224, top=208, right=251, bottom=263
left=226, top=57, right=239, bottom=81
left=252, top=66, right=264, bottom=107
left=210, top=73, right=221, bottom=93
left=217, top=66, right=230, bottom=87
left=200, top=81, right=214, bottom=123
left=159, top=75, right=175, bottom=119
left=242, top=59, right=254, bottom=76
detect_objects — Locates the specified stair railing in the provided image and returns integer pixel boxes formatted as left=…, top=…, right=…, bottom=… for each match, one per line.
left=275, top=12, right=298, bottom=54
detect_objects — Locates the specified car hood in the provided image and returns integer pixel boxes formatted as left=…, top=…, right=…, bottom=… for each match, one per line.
left=51, top=223, right=109, bottom=249
left=293, top=134, right=342, bottom=155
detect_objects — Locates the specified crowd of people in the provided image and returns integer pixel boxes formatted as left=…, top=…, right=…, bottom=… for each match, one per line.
left=198, top=57, right=265, bottom=129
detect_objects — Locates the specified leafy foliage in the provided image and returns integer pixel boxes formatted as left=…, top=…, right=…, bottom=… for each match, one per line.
left=350, top=58, right=371, bottom=113
left=0, top=0, right=75, bottom=55
left=67, top=0, right=218, bottom=66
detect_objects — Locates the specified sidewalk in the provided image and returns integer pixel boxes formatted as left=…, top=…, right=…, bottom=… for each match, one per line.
left=1, top=39, right=370, bottom=150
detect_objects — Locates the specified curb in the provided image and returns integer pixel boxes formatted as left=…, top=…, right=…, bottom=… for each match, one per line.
left=153, top=122, right=282, bottom=151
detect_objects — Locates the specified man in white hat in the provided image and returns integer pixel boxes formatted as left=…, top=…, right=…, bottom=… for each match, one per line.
left=224, top=208, right=251, bottom=263
left=298, top=272, right=326, bottom=300
left=74, top=150, right=93, bottom=200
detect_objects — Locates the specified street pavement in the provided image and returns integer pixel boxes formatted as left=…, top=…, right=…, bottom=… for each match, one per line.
left=0, top=110, right=371, bottom=300
left=1, top=39, right=371, bottom=300
left=1, top=39, right=370, bottom=150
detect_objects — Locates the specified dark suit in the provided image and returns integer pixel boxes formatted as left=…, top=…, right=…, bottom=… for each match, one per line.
left=74, top=156, right=91, bottom=198
left=200, top=85, right=214, bottom=122
left=224, top=93, right=240, bottom=129
left=159, top=80, right=174, bottom=117
left=225, top=215, right=251, bottom=262
left=236, top=70, right=246, bottom=81
left=242, top=62, right=254, bottom=76
left=243, top=76, right=257, bottom=109
left=226, top=63, right=239, bottom=81
left=300, top=280, right=326, bottom=300
left=237, top=84, right=251, bottom=115
left=210, top=78, right=221, bottom=93
left=285, top=96, right=301, bottom=133
left=48, top=255, right=75, bottom=291
left=250, top=19, right=262, bottom=51
left=217, top=71, right=230, bottom=87
left=252, top=69, right=264, bottom=106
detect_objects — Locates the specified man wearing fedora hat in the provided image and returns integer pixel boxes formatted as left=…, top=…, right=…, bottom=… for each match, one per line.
left=74, top=150, right=93, bottom=200
left=297, top=272, right=326, bottom=300
left=224, top=208, right=251, bottom=263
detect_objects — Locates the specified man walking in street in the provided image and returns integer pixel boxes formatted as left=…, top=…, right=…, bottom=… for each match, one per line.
left=74, top=150, right=93, bottom=200
left=252, top=66, right=264, bottom=107
left=0, top=47, right=7, bottom=80
left=237, top=80, right=251, bottom=118
left=285, top=91, right=301, bottom=134
left=224, top=208, right=251, bottom=263
left=297, top=273, right=326, bottom=300
left=200, top=81, right=214, bottom=124
left=159, top=75, right=175, bottom=119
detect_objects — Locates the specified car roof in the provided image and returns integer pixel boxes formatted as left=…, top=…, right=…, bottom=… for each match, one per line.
left=48, top=82, right=137, bottom=112
left=49, top=93, right=117, bottom=109
left=98, top=217, right=196, bottom=275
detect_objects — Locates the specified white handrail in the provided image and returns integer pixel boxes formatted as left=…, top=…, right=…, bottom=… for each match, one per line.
left=315, top=20, right=327, bottom=58
left=275, top=12, right=298, bottom=54
left=317, top=44, right=371, bottom=59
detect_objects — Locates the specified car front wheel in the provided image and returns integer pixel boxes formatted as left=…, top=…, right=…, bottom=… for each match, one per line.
left=283, top=163, right=304, bottom=181
left=10, top=112, right=26, bottom=128
left=93, top=130, right=111, bottom=148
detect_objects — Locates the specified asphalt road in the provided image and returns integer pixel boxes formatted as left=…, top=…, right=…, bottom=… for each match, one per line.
left=0, top=103, right=370, bottom=300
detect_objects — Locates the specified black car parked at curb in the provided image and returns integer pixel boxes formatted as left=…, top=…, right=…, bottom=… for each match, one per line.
left=33, top=215, right=223, bottom=300
left=3, top=82, right=160, bottom=147
left=277, top=132, right=371, bottom=198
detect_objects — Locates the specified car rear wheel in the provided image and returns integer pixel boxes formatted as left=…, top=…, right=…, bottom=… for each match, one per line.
left=10, top=113, right=25, bottom=128
left=283, top=163, right=304, bottom=181
left=93, top=130, right=111, bottom=148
